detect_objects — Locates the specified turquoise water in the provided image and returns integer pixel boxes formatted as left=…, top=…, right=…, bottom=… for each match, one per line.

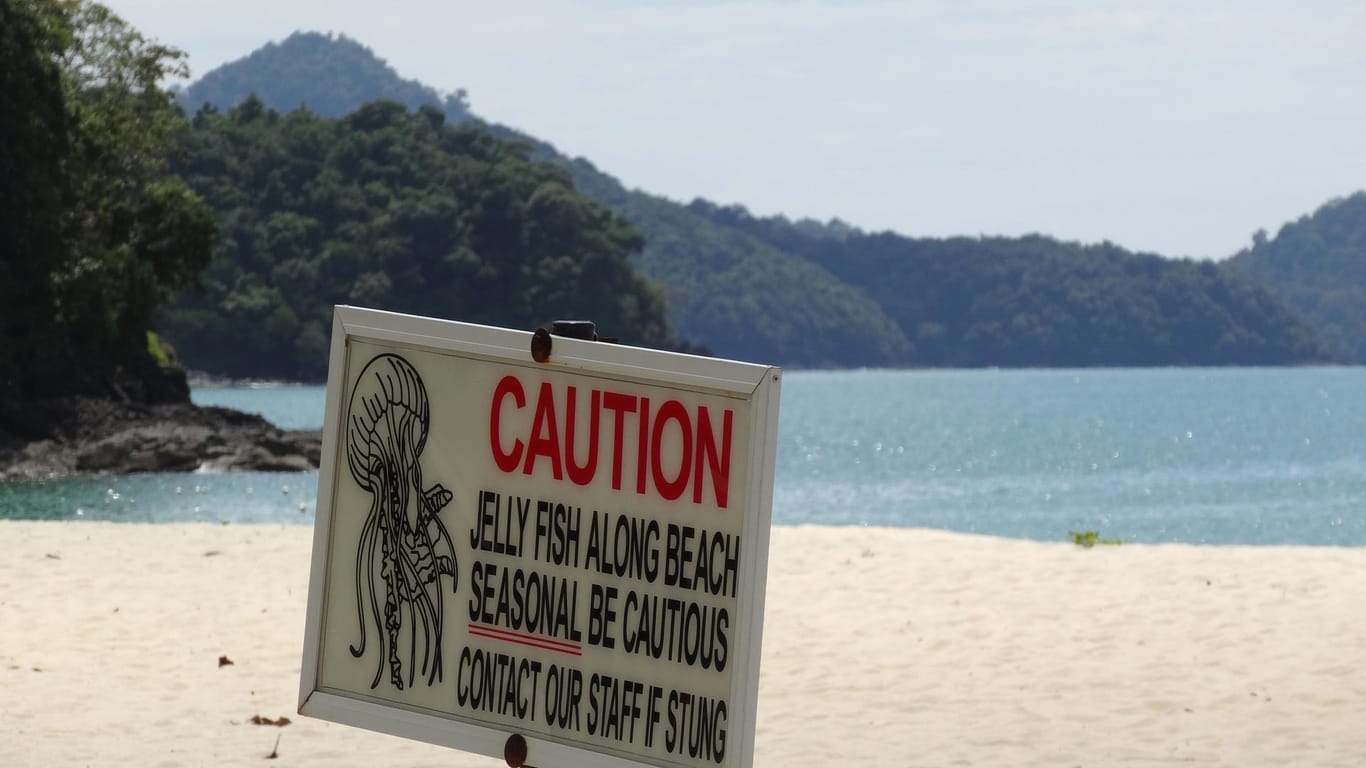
left=776, top=368, right=1366, bottom=545
left=5, top=368, right=1366, bottom=545
left=0, top=472, right=318, bottom=524
left=190, top=384, right=325, bottom=430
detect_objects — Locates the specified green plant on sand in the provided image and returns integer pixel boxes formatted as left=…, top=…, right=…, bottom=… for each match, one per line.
left=1069, top=531, right=1123, bottom=548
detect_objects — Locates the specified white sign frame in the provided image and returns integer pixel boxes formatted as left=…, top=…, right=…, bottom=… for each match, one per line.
left=299, top=306, right=781, bottom=768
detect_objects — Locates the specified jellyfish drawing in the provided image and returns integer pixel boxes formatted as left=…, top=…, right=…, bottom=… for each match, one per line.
left=345, top=353, right=458, bottom=690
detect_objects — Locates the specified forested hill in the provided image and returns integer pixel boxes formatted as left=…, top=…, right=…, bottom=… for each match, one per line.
left=164, top=98, right=681, bottom=380
left=178, top=32, right=472, bottom=124
left=171, top=32, right=916, bottom=368
left=1224, top=193, right=1366, bottom=363
left=562, top=158, right=912, bottom=366
left=173, top=31, right=1339, bottom=369
left=689, top=203, right=1326, bottom=367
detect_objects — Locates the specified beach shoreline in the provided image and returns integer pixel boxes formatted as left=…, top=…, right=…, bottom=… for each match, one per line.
left=4, top=521, right=1364, bottom=767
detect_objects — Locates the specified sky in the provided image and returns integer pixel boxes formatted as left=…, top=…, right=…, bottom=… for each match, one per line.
left=107, top=0, right=1366, bottom=260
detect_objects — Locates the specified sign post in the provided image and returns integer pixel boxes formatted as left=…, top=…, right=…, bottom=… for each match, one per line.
left=299, top=307, right=781, bottom=768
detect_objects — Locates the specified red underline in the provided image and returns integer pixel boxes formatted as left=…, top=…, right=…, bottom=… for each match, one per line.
left=468, top=623, right=583, bottom=656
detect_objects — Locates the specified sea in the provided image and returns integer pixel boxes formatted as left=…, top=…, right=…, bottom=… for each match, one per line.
left=3, top=368, right=1365, bottom=546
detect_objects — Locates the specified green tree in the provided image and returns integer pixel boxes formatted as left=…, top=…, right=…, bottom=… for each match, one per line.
left=0, top=0, right=216, bottom=400
left=1, top=0, right=71, bottom=397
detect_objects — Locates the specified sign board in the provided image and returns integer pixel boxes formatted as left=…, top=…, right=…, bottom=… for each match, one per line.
left=299, top=307, right=781, bottom=768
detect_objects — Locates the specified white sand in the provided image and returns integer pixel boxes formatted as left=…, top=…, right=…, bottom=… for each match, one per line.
left=3, top=521, right=1364, bottom=767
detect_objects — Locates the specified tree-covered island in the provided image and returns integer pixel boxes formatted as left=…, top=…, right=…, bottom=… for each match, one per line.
left=162, top=31, right=1353, bottom=375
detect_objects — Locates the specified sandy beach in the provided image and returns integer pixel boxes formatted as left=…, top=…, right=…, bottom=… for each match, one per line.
left=3, top=520, right=1364, bottom=767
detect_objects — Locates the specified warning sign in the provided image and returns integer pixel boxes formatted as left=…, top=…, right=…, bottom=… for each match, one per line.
left=300, top=307, right=781, bottom=768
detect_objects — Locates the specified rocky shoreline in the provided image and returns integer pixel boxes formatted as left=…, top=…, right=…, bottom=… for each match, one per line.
left=0, top=396, right=321, bottom=482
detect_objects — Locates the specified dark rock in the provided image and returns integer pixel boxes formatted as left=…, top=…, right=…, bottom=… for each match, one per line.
left=0, top=396, right=322, bottom=481
left=141, top=364, right=192, bottom=405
